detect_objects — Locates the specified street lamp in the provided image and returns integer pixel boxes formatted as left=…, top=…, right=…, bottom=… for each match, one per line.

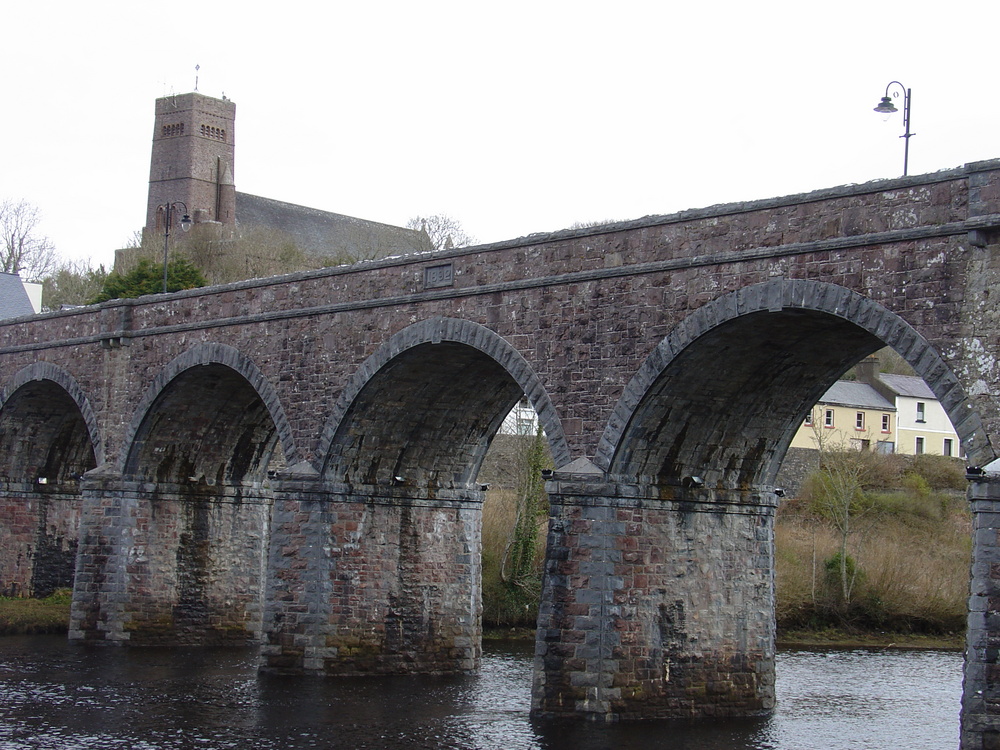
left=158, top=202, right=193, bottom=293
left=873, top=81, right=914, bottom=176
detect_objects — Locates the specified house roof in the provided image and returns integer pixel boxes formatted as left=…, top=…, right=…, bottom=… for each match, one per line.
left=0, top=273, right=35, bottom=320
left=818, top=381, right=895, bottom=411
left=877, top=373, right=937, bottom=399
left=235, top=193, right=433, bottom=262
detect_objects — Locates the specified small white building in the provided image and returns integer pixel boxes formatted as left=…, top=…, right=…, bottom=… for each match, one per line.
left=499, top=397, right=539, bottom=436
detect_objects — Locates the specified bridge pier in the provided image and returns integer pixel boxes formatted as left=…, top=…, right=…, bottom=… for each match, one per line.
left=260, top=472, right=482, bottom=675
left=0, top=482, right=81, bottom=598
left=963, top=476, right=1000, bottom=749
left=69, top=469, right=270, bottom=644
left=531, top=470, right=777, bottom=722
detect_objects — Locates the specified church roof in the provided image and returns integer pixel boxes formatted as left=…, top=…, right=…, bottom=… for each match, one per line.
left=235, top=193, right=433, bottom=262
left=0, top=273, right=35, bottom=320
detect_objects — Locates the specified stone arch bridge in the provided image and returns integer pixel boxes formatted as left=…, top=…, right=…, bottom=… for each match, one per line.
left=4, top=161, right=1000, bottom=747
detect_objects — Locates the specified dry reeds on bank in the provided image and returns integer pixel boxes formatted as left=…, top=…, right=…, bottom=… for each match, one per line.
left=776, top=476, right=970, bottom=635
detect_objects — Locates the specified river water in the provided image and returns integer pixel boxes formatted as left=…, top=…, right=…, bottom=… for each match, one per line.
left=0, top=636, right=961, bottom=750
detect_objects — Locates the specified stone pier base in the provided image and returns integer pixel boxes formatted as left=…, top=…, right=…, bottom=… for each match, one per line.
left=963, top=477, right=1000, bottom=749
left=531, top=472, right=777, bottom=722
left=260, top=476, right=483, bottom=675
left=0, top=482, right=81, bottom=598
left=69, top=471, right=270, bottom=645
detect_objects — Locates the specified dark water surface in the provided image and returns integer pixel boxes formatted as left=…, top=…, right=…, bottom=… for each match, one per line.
left=0, top=636, right=960, bottom=750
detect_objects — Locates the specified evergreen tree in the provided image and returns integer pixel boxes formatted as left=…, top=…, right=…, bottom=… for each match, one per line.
left=90, top=258, right=207, bottom=303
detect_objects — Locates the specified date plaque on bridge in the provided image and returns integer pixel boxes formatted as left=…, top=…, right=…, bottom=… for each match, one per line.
left=424, top=263, right=454, bottom=289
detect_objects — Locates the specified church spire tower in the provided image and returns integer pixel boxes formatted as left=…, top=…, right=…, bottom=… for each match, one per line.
left=146, top=91, right=236, bottom=234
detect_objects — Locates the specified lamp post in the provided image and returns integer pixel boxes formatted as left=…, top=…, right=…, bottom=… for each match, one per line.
left=158, top=202, right=193, bottom=293
left=873, top=81, right=914, bottom=176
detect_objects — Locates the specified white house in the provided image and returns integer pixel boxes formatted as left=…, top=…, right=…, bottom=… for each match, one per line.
left=0, top=273, right=37, bottom=320
left=877, top=373, right=960, bottom=457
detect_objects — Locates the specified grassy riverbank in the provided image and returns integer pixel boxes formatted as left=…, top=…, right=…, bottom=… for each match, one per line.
left=0, top=589, right=72, bottom=635
left=774, top=454, right=970, bottom=638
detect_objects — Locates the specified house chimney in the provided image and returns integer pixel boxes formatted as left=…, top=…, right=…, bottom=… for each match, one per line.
left=855, top=356, right=879, bottom=385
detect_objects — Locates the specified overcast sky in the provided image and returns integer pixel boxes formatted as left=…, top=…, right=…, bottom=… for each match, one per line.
left=3, top=1, right=998, bottom=270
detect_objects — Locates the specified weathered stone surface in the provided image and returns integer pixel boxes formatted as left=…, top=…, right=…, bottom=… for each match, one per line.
left=261, top=482, right=483, bottom=675
left=2, top=163, right=1000, bottom=738
left=533, top=478, right=776, bottom=721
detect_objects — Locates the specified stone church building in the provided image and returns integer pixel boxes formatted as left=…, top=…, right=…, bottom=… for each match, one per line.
left=136, top=91, right=432, bottom=275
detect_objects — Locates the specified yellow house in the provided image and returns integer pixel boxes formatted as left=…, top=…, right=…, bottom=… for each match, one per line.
left=790, top=362, right=962, bottom=457
left=789, top=381, right=897, bottom=453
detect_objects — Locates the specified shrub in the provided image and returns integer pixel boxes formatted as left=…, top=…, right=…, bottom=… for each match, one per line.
left=909, top=454, right=966, bottom=491
left=91, top=257, right=207, bottom=303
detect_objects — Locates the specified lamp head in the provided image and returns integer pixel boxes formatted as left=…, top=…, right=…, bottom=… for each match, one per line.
left=873, top=96, right=898, bottom=115
left=180, top=214, right=193, bottom=232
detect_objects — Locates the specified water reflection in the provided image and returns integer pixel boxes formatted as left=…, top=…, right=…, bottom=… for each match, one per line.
left=0, top=636, right=960, bottom=750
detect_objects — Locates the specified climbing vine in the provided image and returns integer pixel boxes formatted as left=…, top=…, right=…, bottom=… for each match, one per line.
left=501, top=426, right=550, bottom=589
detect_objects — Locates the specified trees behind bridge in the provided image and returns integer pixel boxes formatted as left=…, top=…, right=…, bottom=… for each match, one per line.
left=90, top=258, right=207, bottom=303
left=479, top=427, right=552, bottom=628
left=41, top=260, right=108, bottom=310
left=0, top=199, right=57, bottom=281
left=406, top=215, right=476, bottom=250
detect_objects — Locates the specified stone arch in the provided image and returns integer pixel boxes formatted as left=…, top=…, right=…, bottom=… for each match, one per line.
left=119, top=342, right=296, bottom=481
left=315, top=317, right=570, bottom=486
left=0, top=362, right=103, bottom=481
left=596, top=278, right=989, bottom=487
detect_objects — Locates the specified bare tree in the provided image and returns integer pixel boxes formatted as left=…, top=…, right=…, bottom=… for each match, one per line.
left=805, top=424, right=884, bottom=604
left=0, top=199, right=57, bottom=280
left=41, top=259, right=108, bottom=310
left=406, top=214, right=476, bottom=250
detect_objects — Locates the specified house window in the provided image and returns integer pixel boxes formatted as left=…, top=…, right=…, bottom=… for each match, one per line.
left=943, top=438, right=954, bottom=457
left=915, top=436, right=925, bottom=455
left=803, top=410, right=813, bottom=426
left=855, top=412, right=865, bottom=430
left=876, top=440, right=895, bottom=454
left=916, top=402, right=926, bottom=423
left=881, top=413, right=891, bottom=433
left=824, top=409, right=835, bottom=428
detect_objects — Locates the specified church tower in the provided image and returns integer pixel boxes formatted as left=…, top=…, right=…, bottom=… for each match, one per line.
left=146, top=92, right=236, bottom=235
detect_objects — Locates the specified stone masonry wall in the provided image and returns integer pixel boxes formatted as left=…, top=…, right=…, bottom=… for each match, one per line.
left=533, top=476, right=776, bottom=721
left=964, top=478, right=1000, bottom=750
left=773, top=447, right=821, bottom=498
left=262, top=480, right=482, bottom=675
left=0, top=485, right=80, bottom=597
left=70, top=475, right=269, bottom=645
